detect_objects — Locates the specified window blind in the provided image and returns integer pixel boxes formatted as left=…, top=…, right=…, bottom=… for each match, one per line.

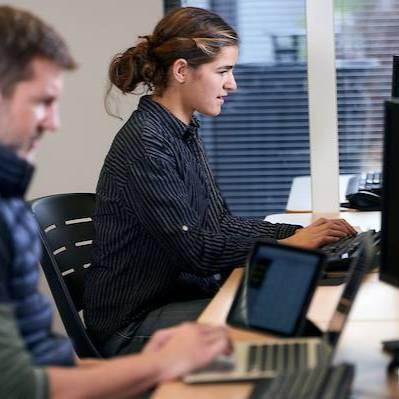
left=167, top=0, right=399, bottom=217
left=336, top=0, right=399, bottom=175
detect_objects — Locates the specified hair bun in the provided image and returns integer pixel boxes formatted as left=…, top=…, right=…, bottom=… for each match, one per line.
left=106, top=6, right=238, bottom=108
left=138, top=35, right=152, bottom=44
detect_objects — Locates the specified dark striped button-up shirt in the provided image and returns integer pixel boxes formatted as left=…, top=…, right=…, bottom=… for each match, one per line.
left=84, top=95, right=300, bottom=340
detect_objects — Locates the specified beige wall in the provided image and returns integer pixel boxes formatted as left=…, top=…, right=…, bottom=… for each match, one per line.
left=1, top=0, right=163, bottom=334
left=1, top=0, right=163, bottom=199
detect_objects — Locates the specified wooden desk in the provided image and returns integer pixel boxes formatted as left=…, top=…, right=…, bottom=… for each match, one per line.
left=153, top=269, right=399, bottom=399
left=153, top=212, right=399, bottom=399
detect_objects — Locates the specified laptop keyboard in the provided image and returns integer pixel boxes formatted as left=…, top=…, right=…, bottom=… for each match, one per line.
left=249, top=362, right=355, bottom=399
left=245, top=341, right=327, bottom=374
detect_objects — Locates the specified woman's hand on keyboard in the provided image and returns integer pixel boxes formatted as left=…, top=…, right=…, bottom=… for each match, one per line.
left=278, top=218, right=357, bottom=249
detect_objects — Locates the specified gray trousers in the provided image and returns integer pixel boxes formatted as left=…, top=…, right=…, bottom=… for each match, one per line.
left=99, top=297, right=211, bottom=357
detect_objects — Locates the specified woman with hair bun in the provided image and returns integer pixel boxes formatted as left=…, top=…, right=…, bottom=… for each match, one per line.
left=84, top=6, right=356, bottom=357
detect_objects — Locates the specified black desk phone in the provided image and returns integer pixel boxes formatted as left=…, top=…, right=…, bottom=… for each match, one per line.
left=342, top=172, right=382, bottom=211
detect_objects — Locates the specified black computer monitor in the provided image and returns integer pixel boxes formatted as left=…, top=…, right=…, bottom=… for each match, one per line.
left=380, top=98, right=399, bottom=371
left=380, top=98, right=399, bottom=287
left=392, top=56, right=399, bottom=98
left=381, top=56, right=399, bottom=284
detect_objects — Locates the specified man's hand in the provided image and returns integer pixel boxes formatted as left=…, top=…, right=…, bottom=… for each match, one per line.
left=278, top=218, right=357, bottom=249
left=142, top=325, right=182, bottom=354
left=143, top=322, right=232, bottom=381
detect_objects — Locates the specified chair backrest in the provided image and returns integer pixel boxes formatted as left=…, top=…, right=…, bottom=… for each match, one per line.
left=30, top=193, right=101, bottom=358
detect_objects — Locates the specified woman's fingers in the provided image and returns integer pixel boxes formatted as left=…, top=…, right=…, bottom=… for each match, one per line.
left=322, top=228, right=348, bottom=238
left=333, top=219, right=357, bottom=235
left=313, top=218, right=357, bottom=236
left=280, top=218, right=357, bottom=249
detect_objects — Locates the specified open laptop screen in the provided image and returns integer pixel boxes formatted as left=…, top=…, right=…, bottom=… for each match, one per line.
left=228, top=242, right=325, bottom=336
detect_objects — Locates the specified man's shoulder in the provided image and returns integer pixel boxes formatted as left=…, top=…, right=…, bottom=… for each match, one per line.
left=0, top=197, right=38, bottom=243
left=0, top=202, right=13, bottom=302
left=0, top=196, right=39, bottom=273
left=0, top=198, right=13, bottom=248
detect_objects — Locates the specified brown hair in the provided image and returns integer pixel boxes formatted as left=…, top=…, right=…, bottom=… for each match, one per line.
left=107, top=6, right=238, bottom=103
left=0, top=5, right=76, bottom=97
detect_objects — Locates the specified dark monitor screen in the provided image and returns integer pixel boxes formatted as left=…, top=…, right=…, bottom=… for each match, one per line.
left=227, top=242, right=324, bottom=337
left=392, top=56, right=399, bottom=98
left=245, top=244, right=322, bottom=335
left=380, top=98, right=399, bottom=287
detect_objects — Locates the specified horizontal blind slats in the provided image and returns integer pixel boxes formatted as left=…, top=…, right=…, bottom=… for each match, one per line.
left=180, top=0, right=397, bottom=216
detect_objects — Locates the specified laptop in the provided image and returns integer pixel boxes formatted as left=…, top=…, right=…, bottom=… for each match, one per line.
left=184, top=233, right=375, bottom=383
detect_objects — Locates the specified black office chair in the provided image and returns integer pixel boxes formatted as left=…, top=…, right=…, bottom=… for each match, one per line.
left=30, top=193, right=101, bottom=358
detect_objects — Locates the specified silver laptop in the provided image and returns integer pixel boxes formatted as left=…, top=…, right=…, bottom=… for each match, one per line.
left=185, top=234, right=375, bottom=383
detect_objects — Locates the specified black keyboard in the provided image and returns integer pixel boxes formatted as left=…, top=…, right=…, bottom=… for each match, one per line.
left=321, top=230, right=380, bottom=273
left=249, top=363, right=355, bottom=399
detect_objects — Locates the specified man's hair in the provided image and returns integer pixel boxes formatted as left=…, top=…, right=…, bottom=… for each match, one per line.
left=0, top=5, right=76, bottom=97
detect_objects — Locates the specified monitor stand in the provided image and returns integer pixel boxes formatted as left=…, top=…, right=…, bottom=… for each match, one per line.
left=298, top=318, right=323, bottom=337
left=383, top=339, right=399, bottom=372
left=319, top=275, right=346, bottom=286
left=388, top=351, right=399, bottom=372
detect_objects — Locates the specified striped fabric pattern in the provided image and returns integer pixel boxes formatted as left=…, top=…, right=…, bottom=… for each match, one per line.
left=84, top=95, right=300, bottom=340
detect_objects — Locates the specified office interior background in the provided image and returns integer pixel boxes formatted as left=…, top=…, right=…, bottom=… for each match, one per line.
left=177, top=0, right=399, bottom=217
left=4, top=0, right=398, bottom=331
left=6, top=0, right=397, bottom=217
left=0, top=0, right=164, bottom=201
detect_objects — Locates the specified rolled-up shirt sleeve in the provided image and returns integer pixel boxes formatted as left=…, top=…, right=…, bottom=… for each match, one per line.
left=126, top=155, right=299, bottom=276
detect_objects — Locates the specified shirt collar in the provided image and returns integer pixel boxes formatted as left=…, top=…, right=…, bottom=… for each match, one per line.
left=0, top=144, right=34, bottom=198
left=138, top=95, right=200, bottom=142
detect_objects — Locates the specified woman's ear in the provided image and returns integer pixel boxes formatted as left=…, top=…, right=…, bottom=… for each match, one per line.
left=171, top=58, right=189, bottom=84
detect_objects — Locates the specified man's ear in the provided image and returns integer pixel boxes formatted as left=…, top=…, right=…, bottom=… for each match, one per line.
left=171, top=58, right=189, bottom=84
